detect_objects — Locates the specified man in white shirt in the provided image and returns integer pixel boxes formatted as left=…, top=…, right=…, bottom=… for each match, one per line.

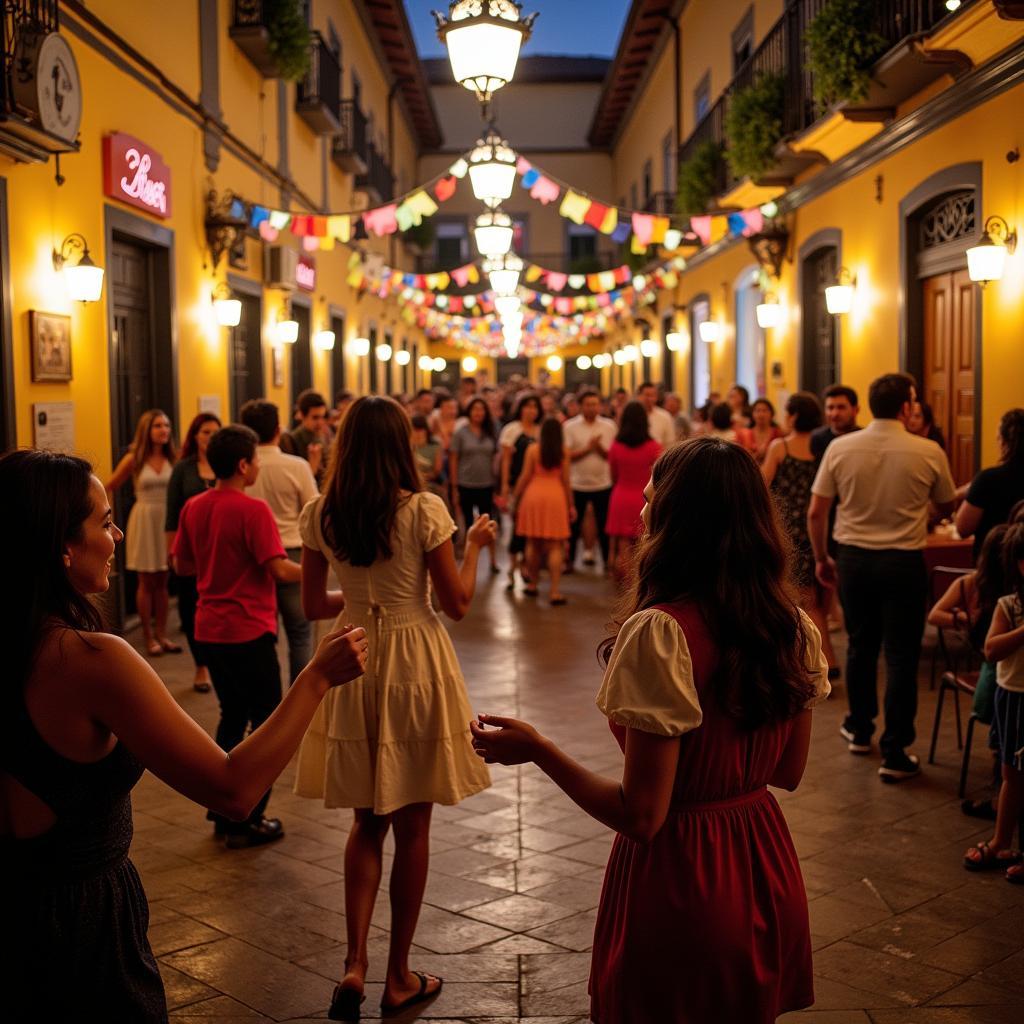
left=638, top=381, right=677, bottom=449
left=808, top=373, right=956, bottom=782
left=564, top=390, right=618, bottom=570
left=240, top=399, right=319, bottom=684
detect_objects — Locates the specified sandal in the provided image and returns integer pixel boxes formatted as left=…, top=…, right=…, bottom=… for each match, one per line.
left=963, top=842, right=1023, bottom=872
left=193, top=680, right=212, bottom=693
left=158, top=638, right=183, bottom=654
left=1007, top=863, right=1024, bottom=886
left=551, top=596, right=568, bottom=606
left=523, top=587, right=539, bottom=598
left=146, top=641, right=164, bottom=658
left=381, top=972, right=443, bottom=1016
left=328, top=983, right=365, bottom=1022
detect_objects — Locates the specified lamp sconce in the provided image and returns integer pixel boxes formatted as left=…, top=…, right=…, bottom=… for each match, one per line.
left=967, top=215, right=1017, bottom=285
left=53, top=233, right=105, bottom=303
left=756, top=293, right=783, bottom=330
left=314, top=330, right=336, bottom=351
left=349, top=336, right=371, bottom=357
left=698, top=320, right=722, bottom=344
left=205, top=190, right=248, bottom=269
left=747, top=227, right=790, bottom=279
left=825, top=268, right=856, bottom=316
left=212, top=282, right=242, bottom=327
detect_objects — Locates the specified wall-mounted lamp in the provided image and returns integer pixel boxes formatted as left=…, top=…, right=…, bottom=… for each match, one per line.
left=418, top=354, right=434, bottom=371
left=967, top=216, right=1017, bottom=285
left=395, top=349, right=411, bottom=366
left=462, top=355, right=479, bottom=373
left=432, top=357, right=447, bottom=373
left=639, top=338, right=658, bottom=359
left=622, top=343, right=639, bottom=362
left=825, top=268, right=856, bottom=315
left=612, top=349, right=627, bottom=366
left=376, top=343, right=393, bottom=362
left=211, top=282, right=242, bottom=327
left=698, top=320, right=721, bottom=343
left=546, top=354, right=563, bottom=373
left=314, top=330, right=336, bottom=351
left=576, top=355, right=592, bottom=370
left=53, top=233, right=105, bottom=303
left=349, top=336, right=371, bottom=357
left=665, top=332, right=684, bottom=351
left=275, top=318, right=299, bottom=345
left=755, top=293, right=783, bottom=329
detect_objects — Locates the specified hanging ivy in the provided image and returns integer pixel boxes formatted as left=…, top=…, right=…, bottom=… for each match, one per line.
left=266, top=0, right=312, bottom=82
left=805, top=0, right=887, bottom=109
left=676, top=140, right=725, bottom=219
left=725, top=73, right=785, bottom=181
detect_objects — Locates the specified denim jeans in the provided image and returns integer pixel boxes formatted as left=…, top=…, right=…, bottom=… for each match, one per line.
left=837, top=544, right=928, bottom=757
left=277, top=547, right=312, bottom=685
left=570, top=487, right=612, bottom=566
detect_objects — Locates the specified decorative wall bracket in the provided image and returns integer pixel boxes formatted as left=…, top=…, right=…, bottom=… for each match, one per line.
left=204, top=189, right=249, bottom=269
left=747, top=226, right=790, bottom=279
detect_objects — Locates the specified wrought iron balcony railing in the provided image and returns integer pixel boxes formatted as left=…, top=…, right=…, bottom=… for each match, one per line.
left=296, top=31, right=341, bottom=134
left=332, top=99, right=369, bottom=174
left=355, top=142, right=395, bottom=205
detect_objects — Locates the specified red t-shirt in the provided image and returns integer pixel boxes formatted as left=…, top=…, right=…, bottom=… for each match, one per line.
left=172, top=487, right=286, bottom=644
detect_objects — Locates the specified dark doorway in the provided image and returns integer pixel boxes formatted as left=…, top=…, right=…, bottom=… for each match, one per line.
left=382, top=332, right=393, bottom=395
left=565, top=360, right=599, bottom=393
left=0, top=178, right=13, bottom=452
left=661, top=313, right=675, bottom=393
left=229, top=288, right=263, bottom=419
left=800, top=243, right=839, bottom=398
left=330, top=311, right=346, bottom=399
left=290, top=300, right=312, bottom=410
left=368, top=326, right=379, bottom=394
left=497, top=357, right=529, bottom=383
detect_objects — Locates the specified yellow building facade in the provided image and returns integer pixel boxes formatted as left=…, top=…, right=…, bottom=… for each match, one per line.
left=0, top=0, right=437, bottom=475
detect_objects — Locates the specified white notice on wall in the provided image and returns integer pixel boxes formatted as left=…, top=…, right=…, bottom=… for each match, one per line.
left=198, top=394, right=222, bottom=419
left=33, top=402, right=75, bottom=452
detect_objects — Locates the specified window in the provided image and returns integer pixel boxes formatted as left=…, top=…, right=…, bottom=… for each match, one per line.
left=435, top=219, right=469, bottom=268
left=567, top=223, right=598, bottom=270
left=732, top=7, right=754, bottom=73
left=642, top=160, right=653, bottom=205
left=694, top=72, right=711, bottom=124
left=662, top=132, right=675, bottom=194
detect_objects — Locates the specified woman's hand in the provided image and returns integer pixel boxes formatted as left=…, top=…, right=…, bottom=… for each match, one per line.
left=309, top=625, right=368, bottom=688
left=568, top=506, right=578, bottom=523
left=470, top=714, right=545, bottom=765
left=467, top=514, right=499, bottom=548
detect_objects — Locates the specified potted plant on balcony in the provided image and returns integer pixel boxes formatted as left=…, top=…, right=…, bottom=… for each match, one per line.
left=266, top=0, right=312, bottom=81
left=725, top=72, right=785, bottom=182
left=805, top=0, right=887, bottom=108
left=676, top=140, right=725, bottom=219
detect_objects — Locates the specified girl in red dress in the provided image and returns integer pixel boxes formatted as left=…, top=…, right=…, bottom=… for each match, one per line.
left=471, top=436, right=830, bottom=1023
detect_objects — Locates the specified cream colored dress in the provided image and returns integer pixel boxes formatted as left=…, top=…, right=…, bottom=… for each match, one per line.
left=294, top=491, right=491, bottom=814
left=125, top=461, right=172, bottom=573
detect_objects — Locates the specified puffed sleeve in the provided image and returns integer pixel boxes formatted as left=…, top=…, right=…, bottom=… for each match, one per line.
left=417, top=491, right=457, bottom=552
left=595, top=609, right=703, bottom=736
left=299, top=495, right=325, bottom=551
left=798, top=609, right=831, bottom=709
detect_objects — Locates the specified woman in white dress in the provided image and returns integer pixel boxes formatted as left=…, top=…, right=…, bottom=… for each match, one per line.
left=297, top=396, right=495, bottom=1021
left=105, top=409, right=178, bottom=657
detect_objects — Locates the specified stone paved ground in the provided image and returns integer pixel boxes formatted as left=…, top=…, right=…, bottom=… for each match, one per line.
left=130, top=565, right=1024, bottom=1023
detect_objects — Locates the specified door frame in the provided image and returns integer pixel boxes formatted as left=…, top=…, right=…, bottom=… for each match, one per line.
left=227, top=273, right=263, bottom=418
left=103, top=205, right=178, bottom=469
left=0, top=178, right=14, bottom=450
left=289, top=293, right=313, bottom=411
left=733, top=263, right=765, bottom=399
left=687, top=292, right=711, bottom=410
left=899, top=163, right=982, bottom=471
left=796, top=228, right=842, bottom=396
left=328, top=303, right=346, bottom=399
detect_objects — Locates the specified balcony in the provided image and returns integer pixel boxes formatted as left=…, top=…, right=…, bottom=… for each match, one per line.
left=355, top=143, right=395, bottom=206
left=332, top=99, right=368, bottom=175
left=230, top=0, right=299, bottom=78
left=677, top=0, right=972, bottom=212
left=296, top=32, right=341, bottom=135
left=643, top=192, right=677, bottom=216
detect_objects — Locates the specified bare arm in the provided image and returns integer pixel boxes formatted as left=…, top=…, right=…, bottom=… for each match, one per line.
left=807, top=493, right=837, bottom=588
left=499, top=444, right=513, bottom=497
left=265, top=555, right=301, bottom=584
left=768, top=710, right=812, bottom=791
left=761, top=438, right=784, bottom=487
left=562, top=456, right=575, bottom=518
left=425, top=515, right=498, bottom=621
left=927, top=574, right=975, bottom=630
left=301, top=545, right=345, bottom=620
left=104, top=453, right=134, bottom=501
left=470, top=715, right=680, bottom=842
left=78, top=628, right=367, bottom=820
left=984, top=602, right=1024, bottom=663
left=513, top=446, right=537, bottom=502
left=954, top=500, right=983, bottom=539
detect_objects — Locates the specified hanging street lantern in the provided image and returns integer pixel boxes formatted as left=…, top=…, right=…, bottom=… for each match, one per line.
left=484, top=253, right=523, bottom=295
left=469, top=127, right=517, bottom=208
left=474, top=209, right=514, bottom=257
left=494, top=294, right=522, bottom=318
left=434, top=0, right=538, bottom=111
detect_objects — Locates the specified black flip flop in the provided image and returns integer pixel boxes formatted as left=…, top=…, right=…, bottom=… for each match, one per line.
left=523, top=587, right=539, bottom=597
left=550, top=597, right=568, bottom=606
left=960, top=798, right=997, bottom=821
left=328, top=984, right=365, bottom=1021
left=381, top=972, right=443, bottom=1016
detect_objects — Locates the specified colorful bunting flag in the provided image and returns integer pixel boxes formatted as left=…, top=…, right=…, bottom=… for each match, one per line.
left=559, top=190, right=590, bottom=226
left=530, top=176, right=561, bottom=205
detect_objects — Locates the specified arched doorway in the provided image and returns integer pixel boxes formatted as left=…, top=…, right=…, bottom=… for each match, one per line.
left=798, top=229, right=841, bottom=400
left=734, top=265, right=765, bottom=400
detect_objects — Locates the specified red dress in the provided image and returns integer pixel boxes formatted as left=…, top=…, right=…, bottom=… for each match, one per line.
left=590, top=602, right=815, bottom=1023
left=606, top=439, right=662, bottom=538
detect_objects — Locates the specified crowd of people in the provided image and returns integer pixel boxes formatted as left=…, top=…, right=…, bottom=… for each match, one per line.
left=2, top=364, right=1023, bottom=1022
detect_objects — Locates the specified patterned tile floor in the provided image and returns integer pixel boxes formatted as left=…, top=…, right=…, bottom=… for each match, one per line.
left=129, top=565, right=1023, bottom=1023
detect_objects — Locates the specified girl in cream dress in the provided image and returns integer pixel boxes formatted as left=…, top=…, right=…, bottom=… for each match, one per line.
left=295, top=396, right=494, bottom=1021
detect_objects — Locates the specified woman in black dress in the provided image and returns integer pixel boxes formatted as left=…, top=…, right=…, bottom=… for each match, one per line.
left=0, top=450, right=368, bottom=1021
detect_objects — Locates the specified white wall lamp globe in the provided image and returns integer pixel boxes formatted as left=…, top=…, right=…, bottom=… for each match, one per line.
left=824, top=268, right=856, bottom=315
left=593, top=353, right=612, bottom=369
left=211, top=283, right=242, bottom=327
left=376, top=344, right=393, bottom=362
left=698, top=320, right=721, bottom=343
left=612, top=349, right=627, bottom=366
left=474, top=209, right=514, bottom=258
left=755, top=295, right=783, bottom=330
left=484, top=253, right=523, bottom=296
left=546, top=354, right=563, bottom=373
left=665, top=332, right=683, bottom=351
left=434, top=0, right=537, bottom=108
left=622, top=344, right=639, bottom=362
left=350, top=336, right=371, bottom=357
left=418, top=354, right=434, bottom=371
left=462, top=355, right=479, bottom=373
left=314, top=330, right=336, bottom=351
left=576, top=355, right=593, bottom=370
left=276, top=319, right=299, bottom=345
left=395, top=349, right=412, bottom=366
left=967, top=216, right=1017, bottom=285
left=639, top=338, right=658, bottom=359
left=468, top=127, right=517, bottom=208
left=53, top=233, right=105, bottom=303
left=432, top=357, right=447, bottom=373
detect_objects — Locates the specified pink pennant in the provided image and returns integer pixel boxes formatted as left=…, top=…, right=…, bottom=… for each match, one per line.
left=451, top=264, right=472, bottom=288
left=530, top=176, right=561, bottom=205
left=362, top=205, right=399, bottom=237
left=741, top=208, right=764, bottom=237
left=546, top=271, right=568, bottom=292
left=555, top=298, right=572, bottom=315
left=690, top=215, right=712, bottom=246
left=516, top=156, right=533, bottom=175
left=631, top=212, right=655, bottom=246
left=302, top=235, right=319, bottom=252
left=258, top=221, right=279, bottom=242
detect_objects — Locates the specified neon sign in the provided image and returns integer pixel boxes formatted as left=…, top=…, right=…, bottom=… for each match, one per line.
left=296, top=254, right=316, bottom=291
left=102, top=133, right=172, bottom=219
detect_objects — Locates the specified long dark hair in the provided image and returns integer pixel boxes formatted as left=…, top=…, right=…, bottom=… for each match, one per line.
left=1005, top=522, right=1024, bottom=606
left=538, top=417, right=564, bottom=470
left=617, top=400, right=651, bottom=448
left=321, top=397, right=422, bottom=567
left=999, top=408, right=1024, bottom=467
left=180, top=412, right=222, bottom=460
left=1, top=450, right=104, bottom=690
left=976, top=524, right=1009, bottom=626
left=464, top=397, right=496, bottom=441
left=603, top=437, right=816, bottom=729
left=513, top=392, right=541, bottom=422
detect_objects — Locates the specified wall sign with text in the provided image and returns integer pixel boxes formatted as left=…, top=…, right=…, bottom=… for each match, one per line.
left=296, top=254, right=316, bottom=292
left=102, top=132, right=172, bottom=219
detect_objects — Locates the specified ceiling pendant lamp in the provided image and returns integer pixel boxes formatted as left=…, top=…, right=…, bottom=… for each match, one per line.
left=484, top=253, right=523, bottom=296
left=474, top=209, right=514, bottom=258
left=468, top=127, right=517, bottom=208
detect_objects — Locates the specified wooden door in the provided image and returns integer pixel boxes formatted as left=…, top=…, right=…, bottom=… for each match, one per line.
left=330, top=314, right=346, bottom=399
left=922, top=269, right=975, bottom=485
left=801, top=246, right=838, bottom=398
left=290, top=303, right=312, bottom=410
left=229, top=292, right=263, bottom=420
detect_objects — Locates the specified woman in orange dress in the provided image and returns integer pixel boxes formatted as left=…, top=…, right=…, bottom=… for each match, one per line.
left=514, top=418, right=576, bottom=606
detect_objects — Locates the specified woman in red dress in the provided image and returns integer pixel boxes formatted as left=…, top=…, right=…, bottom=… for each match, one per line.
left=471, top=436, right=830, bottom=1024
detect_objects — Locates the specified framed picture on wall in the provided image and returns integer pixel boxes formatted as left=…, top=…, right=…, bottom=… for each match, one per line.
left=29, top=311, right=73, bottom=382
left=272, top=345, right=284, bottom=387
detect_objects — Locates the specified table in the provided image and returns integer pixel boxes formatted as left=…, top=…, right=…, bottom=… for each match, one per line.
left=924, top=530, right=973, bottom=574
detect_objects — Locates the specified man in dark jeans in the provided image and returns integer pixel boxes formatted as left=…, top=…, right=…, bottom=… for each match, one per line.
left=808, top=373, right=955, bottom=782
left=173, top=425, right=302, bottom=846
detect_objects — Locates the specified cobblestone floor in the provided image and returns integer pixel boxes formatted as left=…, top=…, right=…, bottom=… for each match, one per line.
left=130, top=565, right=1023, bottom=1023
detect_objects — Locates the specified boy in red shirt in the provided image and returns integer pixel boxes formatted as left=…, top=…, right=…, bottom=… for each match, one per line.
left=172, top=425, right=302, bottom=848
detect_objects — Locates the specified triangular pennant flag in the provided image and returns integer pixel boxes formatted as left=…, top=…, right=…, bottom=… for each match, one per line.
left=516, top=156, right=533, bottom=175
left=690, top=215, right=712, bottom=246
left=450, top=264, right=472, bottom=288
left=318, top=235, right=335, bottom=251
left=407, top=190, right=439, bottom=219
left=395, top=204, right=416, bottom=232
left=258, top=222, right=279, bottom=242
left=290, top=215, right=312, bottom=236
left=568, top=274, right=586, bottom=290
left=327, top=215, right=351, bottom=243
left=311, top=216, right=328, bottom=237
left=269, top=209, right=292, bottom=230
left=613, top=265, right=632, bottom=284
left=525, top=264, right=544, bottom=283
left=521, top=168, right=540, bottom=188
left=598, top=271, right=616, bottom=292
left=448, top=158, right=468, bottom=179
left=302, top=235, right=319, bottom=252
left=559, top=190, right=590, bottom=226
left=598, top=207, right=618, bottom=235
left=249, top=205, right=269, bottom=228
left=586, top=274, right=602, bottom=292
left=230, top=198, right=246, bottom=220
left=631, top=236, right=649, bottom=255
left=727, top=213, right=747, bottom=237
left=466, top=265, right=481, bottom=285
left=663, top=228, right=683, bottom=251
